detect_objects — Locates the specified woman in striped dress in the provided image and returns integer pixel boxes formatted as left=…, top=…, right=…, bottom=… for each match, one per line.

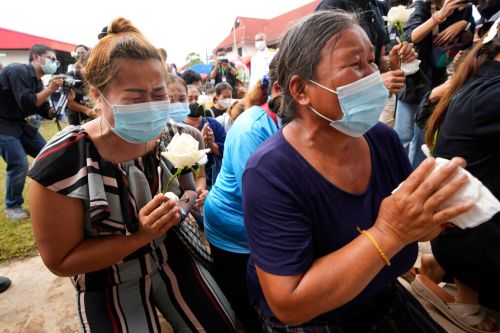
left=28, top=17, right=235, bottom=333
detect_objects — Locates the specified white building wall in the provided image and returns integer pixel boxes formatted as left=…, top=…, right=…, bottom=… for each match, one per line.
left=0, top=50, right=29, bottom=66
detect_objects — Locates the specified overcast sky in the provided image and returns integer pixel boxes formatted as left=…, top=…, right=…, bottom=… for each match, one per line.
left=1, top=0, right=313, bottom=65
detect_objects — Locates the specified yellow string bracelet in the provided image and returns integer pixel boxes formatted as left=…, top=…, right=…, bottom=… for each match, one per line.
left=357, top=227, right=391, bottom=267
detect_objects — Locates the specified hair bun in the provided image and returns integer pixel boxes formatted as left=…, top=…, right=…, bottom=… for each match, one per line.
left=108, top=17, right=140, bottom=35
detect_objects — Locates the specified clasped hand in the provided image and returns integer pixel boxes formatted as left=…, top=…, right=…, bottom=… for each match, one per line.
left=374, top=157, right=474, bottom=246
left=138, top=193, right=180, bottom=241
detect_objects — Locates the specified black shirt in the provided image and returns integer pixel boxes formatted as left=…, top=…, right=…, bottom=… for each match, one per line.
left=316, top=0, right=389, bottom=66
left=208, top=106, right=226, bottom=118
left=0, top=63, right=51, bottom=137
left=213, top=62, right=237, bottom=91
left=434, top=60, right=500, bottom=202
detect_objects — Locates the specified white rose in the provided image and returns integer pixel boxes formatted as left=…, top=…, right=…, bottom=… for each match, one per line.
left=383, top=5, right=414, bottom=26
left=161, top=133, right=210, bottom=169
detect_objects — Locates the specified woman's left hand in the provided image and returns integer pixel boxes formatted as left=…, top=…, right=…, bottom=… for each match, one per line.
left=381, top=70, right=406, bottom=94
left=433, top=20, right=468, bottom=46
left=195, top=187, right=209, bottom=208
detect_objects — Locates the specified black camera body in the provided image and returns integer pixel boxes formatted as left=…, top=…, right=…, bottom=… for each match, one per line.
left=62, top=75, right=83, bottom=89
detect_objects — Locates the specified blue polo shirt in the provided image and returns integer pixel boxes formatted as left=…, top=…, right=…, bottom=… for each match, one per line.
left=204, top=105, right=278, bottom=253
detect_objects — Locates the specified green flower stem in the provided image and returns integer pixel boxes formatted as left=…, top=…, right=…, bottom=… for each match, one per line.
left=190, top=166, right=200, bottom=180
left=397, top=23, right=406, bottom=68
left=162, top=167, right=183, bottom=193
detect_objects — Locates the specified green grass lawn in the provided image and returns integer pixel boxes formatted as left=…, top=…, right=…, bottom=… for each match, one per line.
left=0, top=120, right=62, bottom=262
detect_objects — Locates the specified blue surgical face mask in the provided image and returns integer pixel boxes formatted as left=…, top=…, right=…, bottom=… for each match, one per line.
left=101, top=93, right=171, bottom=144
left=308, top=71, right=388, bottom=137
left=168, top=102, right=191, bottom=123
left=40, top=58, right=58, bottom=75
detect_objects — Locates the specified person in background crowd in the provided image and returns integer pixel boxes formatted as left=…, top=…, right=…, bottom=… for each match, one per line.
left=165, top=76, right=210, bottom=230
left=0, top=44, right=62, bottom=220
left=249, top=33, right=276, bottom=88
left=207, top=82, right=232, bottom=118
left=97, top=26, right=108, bottom=40
left=181, top=69, right=202, bottom=88
left=169, top=76, right=226, bottom=189
left=28, top=18, right=235, bottom=332
left=67, top=44, right=89, bottom=73
left=169, top=63, right=179, bottom=77
left=242, top=10, right=472, bottom=332
left=157, top=47, right=172, bottom=75
left=316, top=0, right=418, bottom=96
left=234, top=81, right=247, bottom=99
left=216, top=99, right=240, bottom=132
left=396, top=0, right=474, bottom=168
left=210, top=48, right=238, bottom=92
left=413, top=18, right=500, bottom=333
left=188, top=84, right=202, bottom=105
left=228, top=100, right=246, bottom=123
left=204, top=62, right=282, bottom=333
left=65, top=52, right=98, bottom=125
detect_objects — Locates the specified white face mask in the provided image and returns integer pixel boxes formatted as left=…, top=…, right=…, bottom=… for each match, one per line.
left=255, top=40, right=266, bottom=51
left=218, top=98, right=232, bottom=109
left=308, top=71, right=388, bottom=137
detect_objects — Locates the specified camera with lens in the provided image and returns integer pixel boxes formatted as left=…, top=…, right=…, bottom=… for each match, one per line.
left=62, top=75, right=83, bottom=89
left=217, top=56, right=229, bottom=64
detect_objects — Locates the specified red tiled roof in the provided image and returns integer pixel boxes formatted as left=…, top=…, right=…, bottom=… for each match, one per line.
left=0, top=27, right=77, bottom=52
left=215, top=0, right=320, bottom=51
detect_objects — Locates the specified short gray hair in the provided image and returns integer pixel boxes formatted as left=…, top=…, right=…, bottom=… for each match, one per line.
left=275, top=10, right=358, bottom=120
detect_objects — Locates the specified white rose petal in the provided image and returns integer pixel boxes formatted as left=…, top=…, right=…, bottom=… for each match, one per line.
left=161, top=133, right=210, bottom=168
left=384, top=5, right=414, bottom=25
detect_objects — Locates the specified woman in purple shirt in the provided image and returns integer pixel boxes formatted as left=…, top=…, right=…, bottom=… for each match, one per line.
left=242, top=10, right=473, bottom=332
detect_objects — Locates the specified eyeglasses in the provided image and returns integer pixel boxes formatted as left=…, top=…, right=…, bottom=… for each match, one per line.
left=42, top=55, right=60, bottom=68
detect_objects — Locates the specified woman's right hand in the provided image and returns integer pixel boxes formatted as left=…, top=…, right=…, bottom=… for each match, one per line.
left=137, top=193, right=180, bottom=241
left=374, top=157, right=474, bottom=246
left=437, top=0, right=471, bottom=21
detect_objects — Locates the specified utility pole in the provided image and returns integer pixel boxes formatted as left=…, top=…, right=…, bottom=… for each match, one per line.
left=233, top=17, right=239, bottom=56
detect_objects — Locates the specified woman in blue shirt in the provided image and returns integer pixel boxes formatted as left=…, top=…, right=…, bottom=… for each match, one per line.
left=242, top=11, right=473, bottom=332
left=204, top=68, right=281, bottom=331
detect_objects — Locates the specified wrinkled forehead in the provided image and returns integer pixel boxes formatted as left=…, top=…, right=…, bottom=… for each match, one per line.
left=322, top=26, right=373, bottom=58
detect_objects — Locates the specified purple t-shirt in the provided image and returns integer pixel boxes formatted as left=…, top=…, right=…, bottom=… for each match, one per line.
left=242, top=123, right=417, bottom=321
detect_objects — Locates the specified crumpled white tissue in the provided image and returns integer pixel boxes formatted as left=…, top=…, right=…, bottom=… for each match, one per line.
left=393, top=157, right=500, bottom=229
left=401, top=59, right=421, bottom=76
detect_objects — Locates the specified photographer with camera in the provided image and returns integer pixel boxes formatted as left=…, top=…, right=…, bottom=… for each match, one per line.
left=0, top=44, right=62, bottom=220
left=210, top=48, right=238, bottom=94
left=65, top=51, right=97, bottom=125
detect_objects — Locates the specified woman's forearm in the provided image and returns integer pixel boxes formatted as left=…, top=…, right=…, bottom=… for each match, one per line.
left=258, top=226, right=405, bottom=325
left=411, top=17, right=438, bottom=44
left=48, top=233, right=150, bottom=276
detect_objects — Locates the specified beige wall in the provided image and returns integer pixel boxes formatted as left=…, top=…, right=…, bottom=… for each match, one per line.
left=0, top=50, right=29, bottom=67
